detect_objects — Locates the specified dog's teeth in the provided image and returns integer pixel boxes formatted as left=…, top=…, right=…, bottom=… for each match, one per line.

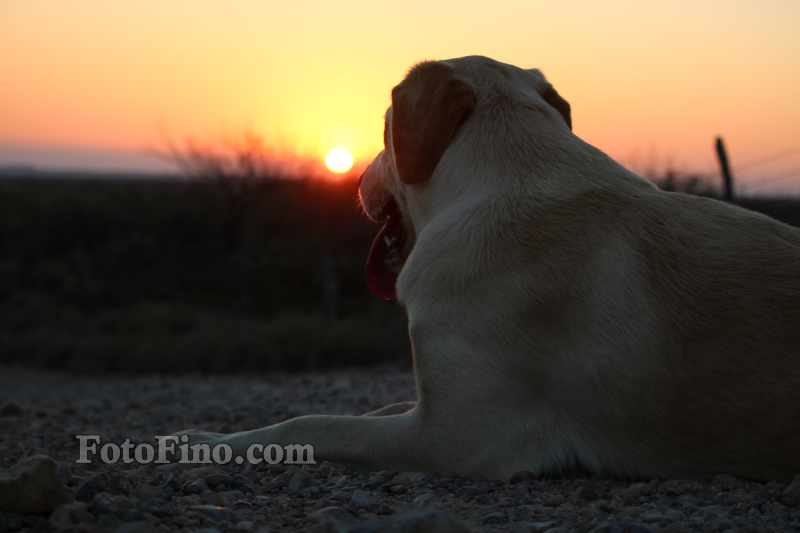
left=384, top=236, right=395, bottom=247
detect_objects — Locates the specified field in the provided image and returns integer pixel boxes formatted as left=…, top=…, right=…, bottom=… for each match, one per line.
left=0, top=175, right=410, bottom=374
left=1, top=174, right=798, bottom=374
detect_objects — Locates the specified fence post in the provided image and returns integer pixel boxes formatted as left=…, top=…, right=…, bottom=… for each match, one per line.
left=715, top=137, right=734, bottom=201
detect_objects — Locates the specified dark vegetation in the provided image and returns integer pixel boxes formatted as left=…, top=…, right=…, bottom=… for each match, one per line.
left=1, top=170, right=798, bottom=374
left=0, top=175, right=410, bottom=373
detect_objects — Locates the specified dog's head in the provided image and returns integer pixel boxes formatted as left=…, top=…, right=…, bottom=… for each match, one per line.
left=359, top=56, right=572, bottom=300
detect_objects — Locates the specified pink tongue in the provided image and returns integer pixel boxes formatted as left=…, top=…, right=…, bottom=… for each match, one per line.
left=365, top=212, right=403, bottom=300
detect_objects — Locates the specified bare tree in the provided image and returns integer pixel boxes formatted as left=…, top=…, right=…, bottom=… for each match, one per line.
left=163, top=132, right=303, bottom=252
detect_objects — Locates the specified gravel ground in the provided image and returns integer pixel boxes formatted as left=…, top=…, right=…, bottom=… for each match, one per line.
left=0, top=365, right=798, bottom=533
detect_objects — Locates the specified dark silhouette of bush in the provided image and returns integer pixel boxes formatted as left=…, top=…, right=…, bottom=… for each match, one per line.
left=0, top=171, right=796, bottom=374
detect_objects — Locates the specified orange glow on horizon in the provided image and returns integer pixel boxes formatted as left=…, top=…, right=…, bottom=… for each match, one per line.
left=1, top=1, right=799, bottom=191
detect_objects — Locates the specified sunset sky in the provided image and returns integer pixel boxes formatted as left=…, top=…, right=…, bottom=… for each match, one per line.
left=1, top=0, right=799, bottom=193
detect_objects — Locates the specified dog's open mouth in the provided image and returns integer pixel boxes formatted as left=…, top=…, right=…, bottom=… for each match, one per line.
left=366, top=198, right=405, bottom=300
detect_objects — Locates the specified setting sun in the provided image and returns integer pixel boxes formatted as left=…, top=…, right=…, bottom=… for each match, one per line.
left=325, top=148, right=354, bottom=173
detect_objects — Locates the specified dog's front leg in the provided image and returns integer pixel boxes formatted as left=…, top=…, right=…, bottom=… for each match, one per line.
left=178, top=411, right=439, bottom=473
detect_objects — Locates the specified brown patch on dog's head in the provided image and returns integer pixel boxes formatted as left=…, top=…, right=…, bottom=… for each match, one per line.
left=541, top=86, right=571, bottom=130
left=391, top=61, right=477, bottom=185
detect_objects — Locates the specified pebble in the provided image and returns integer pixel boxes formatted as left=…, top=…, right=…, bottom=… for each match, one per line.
left=55, top=462, right=72, bottom=486
left=205, top=473, right=232, bottom=488
left=96, top=471, right=132, bottom=495
left=74, top=478, right=104, bottom=502
left=347, top=490, right=377, bottom=512
left=192, top=504, right=235, bottom=522
left=0, top=401, right=23, bottom=417
left=783, top=473, right=800, bottom=506
left=390, top=472, right=431, bottom=486
left=131, top=482, right=161, bottom=500
left=185, top=479, right=210, bottom=495
left=1, top=367, right=799, bottom=532
left=89, top=492, right=116, bottom=515
left=658, top=479, right=703, bottom=496
left=510, top=470, right=537, bottom=484
left=0, top=455, right=74, bottom=513
left=288, top=469, right=313, bottom=491
left=183, top=466, right=225, bottom=482
left=48, top=502, right=95, bottom=530
left=200, top=489, right=224, bottom=506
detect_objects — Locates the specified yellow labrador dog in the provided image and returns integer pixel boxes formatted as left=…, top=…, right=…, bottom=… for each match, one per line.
left=181, top=56, right=800, bottom=482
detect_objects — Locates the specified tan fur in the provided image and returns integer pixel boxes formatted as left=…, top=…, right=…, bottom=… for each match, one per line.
left=179, top=56, right=800, bottom=482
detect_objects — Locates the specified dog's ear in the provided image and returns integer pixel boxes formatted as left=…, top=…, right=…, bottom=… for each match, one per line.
left=391, top=62, right=477, bottom=185
left=541, top=86, right=572, bottom=131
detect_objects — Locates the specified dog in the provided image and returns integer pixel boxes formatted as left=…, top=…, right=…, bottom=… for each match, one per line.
left=180, top=56, right=800, bottom=482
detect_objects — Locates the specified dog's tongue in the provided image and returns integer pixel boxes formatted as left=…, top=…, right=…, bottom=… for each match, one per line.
left=366, top=211, right=402, bottom=300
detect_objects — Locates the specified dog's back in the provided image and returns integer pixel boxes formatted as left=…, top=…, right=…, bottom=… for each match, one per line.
left=502, top=181, right=800, bottom=481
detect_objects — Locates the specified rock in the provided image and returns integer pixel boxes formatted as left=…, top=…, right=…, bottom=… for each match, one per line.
left=200, top=489, right=224, bottom=506
left=658, top=479, right=703, bottom=496
left=762, top=501, right=788, bottom=514
left=389, top=485, right=407, bottom=495
left=474, top=493, right=493, bottom=505
left=192, top=505, right=235, bottom=522
left=392, top=506, right=469, bottom=533
left=704, top=519, right=736, bottom=532
left=131, top=483, right=161, bottom=500
left=198, top=404, right=227, bottom=421
left=116, top=522, right=156, bottom=533
left=455, top=485, right=487, bottom=502
left=185, top=479, right=210, bottom=495
left=629, top=483, right=657, bottom=497
left=375, top=504, right=393, bottom=515
left=204, top=474, right=232, bottom=488
left=510, top=470, right=537, bottom=484
left=347, top=490, right=377, bottom=512
left=5, top=512, right=24, bottom=530
left=49, top=502, right=96, bottom=530
left=233, top=508, right=256, bottom=521
left=711, top=474, right=741, bottom=491
left=609, top=520, right=652, bottom=533
left=113, top=494, right=137, bottom=509
left=639, top=511, right=678, bottom=524
left=183, top=466, right=225, bottom=482
left=218, top=490, right=245, bottom=501
left=482, top=511, right=508, bottom=524
left=309, top=506, right=348, bottom=522
left=55, top=463, right=72, bottom=486
left=289, top=470, right=313, bottom=491
left=0, top=401, right=23, bottom=416
left=783, top=473, right=800, bottom=506
left=30, top=516, right=54, bottom=533
left=577, top=485, right=601, bottom=501
left=513, top=521, right=555, bottom=533
left=411, top=493, right=434, bottom=505
left=301, top=486, right=320, bottom=498
left=75, top=478, right=104, bottom=502
left=542, top=494, right=565, bottom=507
left=391, top=472, right=432, bottom=486
left=97, top=513, right=123, bottom=529
left=236, top=521, right=254, bottom=531
left=160, top=473, right=184, bottom=493
left=0, top=455, right=74, bottom=513
left=114, top=508, right=149, bottom=522
left=89, top=492, right=117, bottom=515
left=230, top=474, right=251, bottom=489
left=96, top=471, right=132, bottom=496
